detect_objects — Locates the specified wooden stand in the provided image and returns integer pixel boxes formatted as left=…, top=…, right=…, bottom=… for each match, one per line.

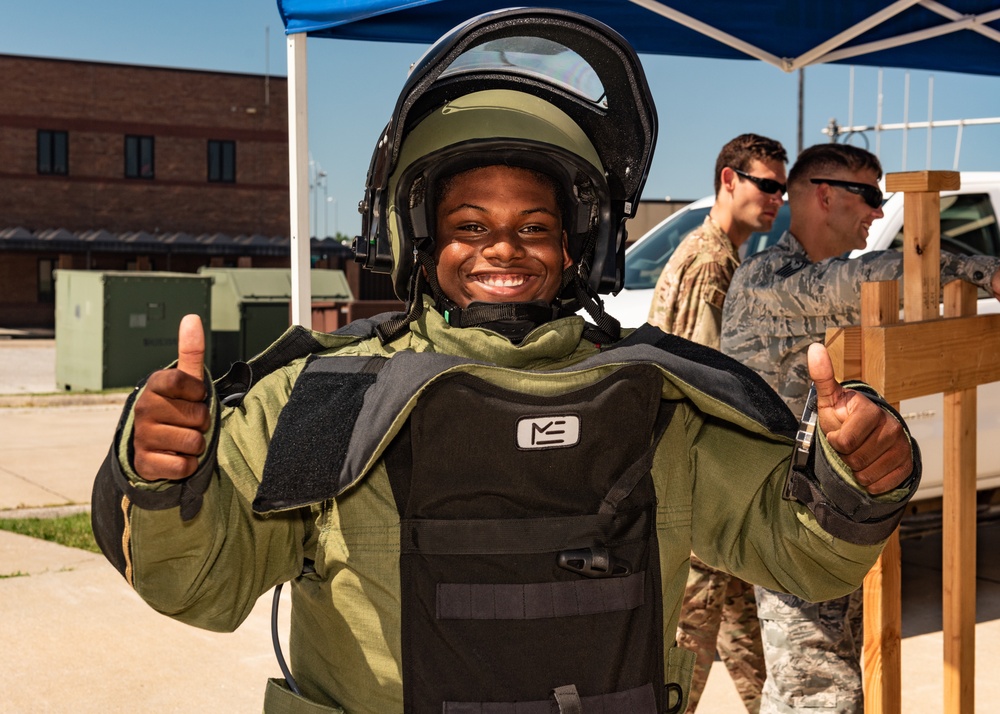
left=825, top=170, right=1000, bottom=714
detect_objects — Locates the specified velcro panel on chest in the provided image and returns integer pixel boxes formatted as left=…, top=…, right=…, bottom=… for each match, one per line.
left=389, top=363, right=671, bottom=712
left=254, top=355, right=385, bottom=513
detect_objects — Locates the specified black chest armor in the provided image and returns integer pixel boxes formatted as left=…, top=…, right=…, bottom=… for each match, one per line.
left=384, top=364, right=676, bottom=712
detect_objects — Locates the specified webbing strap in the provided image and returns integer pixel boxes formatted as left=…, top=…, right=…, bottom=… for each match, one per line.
left=599, top=402, right=676, bottom=515
left=441, top=682, right=657, bottom=713
left=552, top=685, right=583, bottom=714
left=437, top=571, right=645, bottom=620
left=401, top=514, right=618, bottom=555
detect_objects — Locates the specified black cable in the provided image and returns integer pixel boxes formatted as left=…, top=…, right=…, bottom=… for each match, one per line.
left=271, top=583, right=302, bottom=696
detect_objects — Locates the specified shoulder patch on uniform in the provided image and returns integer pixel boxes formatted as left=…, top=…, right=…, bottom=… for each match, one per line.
left=775, top=258, right=809, bottom=278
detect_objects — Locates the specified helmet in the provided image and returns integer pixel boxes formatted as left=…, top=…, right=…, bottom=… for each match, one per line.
left=354, top=7, right=657, bottom=338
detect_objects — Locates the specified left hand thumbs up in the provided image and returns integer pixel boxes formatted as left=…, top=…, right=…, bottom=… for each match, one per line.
left=807, top=343, right=913, bottom=495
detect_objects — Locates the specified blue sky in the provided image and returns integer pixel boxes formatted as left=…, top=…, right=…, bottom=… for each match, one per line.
left=5, top=0, right=1000, bottom=237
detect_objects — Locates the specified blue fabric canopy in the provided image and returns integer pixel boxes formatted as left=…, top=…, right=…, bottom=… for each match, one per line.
left=276, top=0, right=1000, bottom=76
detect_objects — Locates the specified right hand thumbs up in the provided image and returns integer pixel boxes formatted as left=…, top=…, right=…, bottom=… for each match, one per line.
left=177, top=313, right=205, bottom=382
left=132, top=314, right=211, bottom=481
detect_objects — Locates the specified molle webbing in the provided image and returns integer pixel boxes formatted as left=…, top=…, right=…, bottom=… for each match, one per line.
left=436, top=572, right=646, bottom=620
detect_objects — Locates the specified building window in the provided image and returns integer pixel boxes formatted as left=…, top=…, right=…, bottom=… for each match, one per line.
left=125, top=135, right=155, bottom=179
left=38, top=130, right=68, bottom=175
left=208, top=140, right=236, bottom=183
left=38, top=259, right=55, bottom=303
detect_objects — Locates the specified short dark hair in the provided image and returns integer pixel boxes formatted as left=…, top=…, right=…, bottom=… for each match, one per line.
left=787, top=143, right=883, bottom=190
left=714, top=134, right=788, bottom=195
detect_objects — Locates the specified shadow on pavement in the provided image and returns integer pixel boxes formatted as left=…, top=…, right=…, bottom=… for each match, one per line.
left=900, top=519, right=1000, bottom=638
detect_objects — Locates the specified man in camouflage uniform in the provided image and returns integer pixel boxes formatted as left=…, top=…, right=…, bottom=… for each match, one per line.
left=722, top=143, right=1000, bottom=713
left=648, top=133, right=788, bottom=713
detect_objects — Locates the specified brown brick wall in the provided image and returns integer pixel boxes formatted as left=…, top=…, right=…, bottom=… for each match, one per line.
left=0, top=55, right=289, bottom=236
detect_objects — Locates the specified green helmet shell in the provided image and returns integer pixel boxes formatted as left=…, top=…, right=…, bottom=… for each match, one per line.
left=386, top=89, right=607, bottom=300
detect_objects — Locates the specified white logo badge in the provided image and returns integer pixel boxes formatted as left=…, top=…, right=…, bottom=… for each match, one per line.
left=516, top=415, right=580, bottom=450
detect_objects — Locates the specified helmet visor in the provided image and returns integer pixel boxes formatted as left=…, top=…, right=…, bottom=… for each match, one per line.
left=439, top=36, right=607, bottom=105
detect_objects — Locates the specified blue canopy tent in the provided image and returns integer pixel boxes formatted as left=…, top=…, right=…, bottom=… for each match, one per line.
left=275, top=0, right=1000, bottom=324
left=279, top=1, right=1000, bottom=75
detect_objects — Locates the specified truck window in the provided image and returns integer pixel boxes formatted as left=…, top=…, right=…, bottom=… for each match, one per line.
left=888, top=193, right=1000, bottom=258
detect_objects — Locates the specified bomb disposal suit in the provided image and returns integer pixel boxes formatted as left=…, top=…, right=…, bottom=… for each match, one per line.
left=91, top=10, right=920, bottom=714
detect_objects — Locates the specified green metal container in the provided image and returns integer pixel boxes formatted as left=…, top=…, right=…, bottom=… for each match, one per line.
left=198, top=267, right=352, bottom=376
left=54, top=270, right=213, bottom=391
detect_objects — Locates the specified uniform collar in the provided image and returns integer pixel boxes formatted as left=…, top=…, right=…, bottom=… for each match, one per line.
left=703, top=215, right=740, bottom=259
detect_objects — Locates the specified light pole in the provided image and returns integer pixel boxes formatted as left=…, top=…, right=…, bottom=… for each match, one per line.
left=327, top=196, right=338, bottom=238
left=317, top=169, right=328, bottom=237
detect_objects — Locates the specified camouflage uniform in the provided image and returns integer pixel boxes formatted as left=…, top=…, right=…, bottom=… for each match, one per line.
left=648, top=215, right=765, bottom=713
left=647, top=215, right=739, bottom=349
left=721, top=230, right=1000, bottom=713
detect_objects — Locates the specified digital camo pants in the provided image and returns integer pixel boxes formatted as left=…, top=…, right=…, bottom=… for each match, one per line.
left=676, top=554, right=765, bottom=713
left=756, top=585, right=864, bottom=714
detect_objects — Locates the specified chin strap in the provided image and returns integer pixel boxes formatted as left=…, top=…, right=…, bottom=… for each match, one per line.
left=572, top=275, right=622, bottom=345
left=442, top=300, right=562, bottom=343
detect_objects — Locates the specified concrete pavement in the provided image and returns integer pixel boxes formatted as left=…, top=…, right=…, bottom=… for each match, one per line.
left=2, top=339, right=1000, bottom=712
left=0, top=340, right=290, bottom=713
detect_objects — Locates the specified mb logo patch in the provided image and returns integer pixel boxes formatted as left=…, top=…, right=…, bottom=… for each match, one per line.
left=516, top=415, right=581, bottom=450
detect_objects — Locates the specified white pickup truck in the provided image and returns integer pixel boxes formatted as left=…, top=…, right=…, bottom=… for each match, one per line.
left=603, top=171, right=1000, bottom=511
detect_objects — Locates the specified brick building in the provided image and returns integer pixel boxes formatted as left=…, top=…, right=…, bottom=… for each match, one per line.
left=0, top=54, right=393, bottom=329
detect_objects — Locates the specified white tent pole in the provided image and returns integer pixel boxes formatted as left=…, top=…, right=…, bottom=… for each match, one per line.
left=790, top=0, right=920, bottom=69
left=921, top=1, right=1000, bottom=44
left=628, top=0, right=786, bottom=69
left=819, top=9, right=1000, bottom=65
left=287, top=32, right=312, bottom=329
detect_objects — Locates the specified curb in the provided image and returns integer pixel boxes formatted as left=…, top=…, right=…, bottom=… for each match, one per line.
left=0, top=504, right=90, bottom=520
left=0, top=392, right=129, bottom=408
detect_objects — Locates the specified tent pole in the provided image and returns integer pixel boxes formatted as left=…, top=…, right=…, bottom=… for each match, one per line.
left=797, top=68, right=804, bottom=156
left=287, top=32, right=312, bottom=329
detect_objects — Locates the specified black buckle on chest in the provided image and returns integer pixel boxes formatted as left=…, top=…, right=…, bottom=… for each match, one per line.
left=557, top=547, right=632, bottom=578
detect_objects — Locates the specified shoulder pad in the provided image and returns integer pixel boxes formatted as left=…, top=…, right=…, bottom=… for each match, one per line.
left=215, top=311, right=405, bottom=405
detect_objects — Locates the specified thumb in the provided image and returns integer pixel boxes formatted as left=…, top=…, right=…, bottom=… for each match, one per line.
left=177, top=314, right=205, bottom=381
left=807, top=343, right=844, bottom=410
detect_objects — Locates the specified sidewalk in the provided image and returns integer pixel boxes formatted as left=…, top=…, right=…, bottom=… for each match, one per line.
left=0, top=339, right=288, bottom=713
left=0, top=529, right=290, bottom=713
left=2, top=339, right=1000, bottom=712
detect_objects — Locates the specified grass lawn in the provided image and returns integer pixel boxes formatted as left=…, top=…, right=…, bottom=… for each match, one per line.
left=0, top=511, right=99, bottom=553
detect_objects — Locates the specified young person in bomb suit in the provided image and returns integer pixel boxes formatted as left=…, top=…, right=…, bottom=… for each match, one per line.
left=91, top=9, right=920, bottom=714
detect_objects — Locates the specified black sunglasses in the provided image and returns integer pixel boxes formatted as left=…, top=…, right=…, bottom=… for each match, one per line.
left=731, top=167, right=786, bottom=196
left=810, top=178, right=883, bottom=209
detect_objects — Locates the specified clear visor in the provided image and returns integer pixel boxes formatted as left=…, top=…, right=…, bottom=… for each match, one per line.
left=437, top=36, right=607, bottom=106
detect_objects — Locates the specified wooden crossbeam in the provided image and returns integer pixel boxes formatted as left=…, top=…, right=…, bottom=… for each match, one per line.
left=862, top=313, right=1000, bottom=400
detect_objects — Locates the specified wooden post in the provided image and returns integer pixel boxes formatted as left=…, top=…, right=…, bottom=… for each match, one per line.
left=860, top=281, right=902, bottom=714
left=886, top=171, right=957, bottom=323
left=942, top=280, right=978, bottom=714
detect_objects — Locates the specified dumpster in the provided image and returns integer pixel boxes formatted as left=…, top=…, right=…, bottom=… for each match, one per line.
left=199, top=267, right=352, bottom=376
left=54, top=270, right=212, bottom=391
